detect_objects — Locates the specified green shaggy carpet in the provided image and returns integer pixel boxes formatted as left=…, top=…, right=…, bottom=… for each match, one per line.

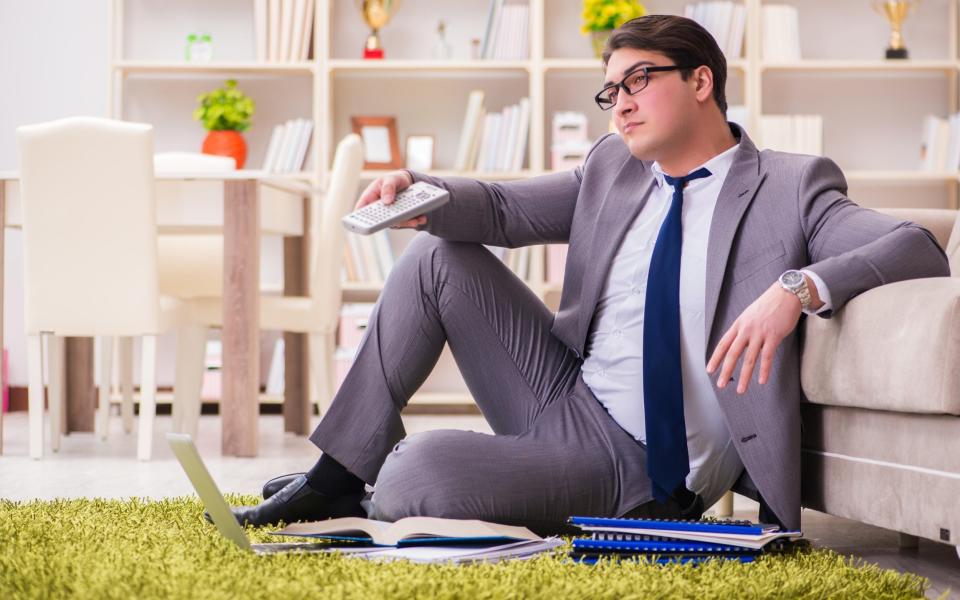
left=0, top=496, right=932, bottom=599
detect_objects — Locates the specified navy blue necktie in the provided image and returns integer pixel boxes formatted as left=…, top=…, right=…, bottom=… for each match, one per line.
left=642, top=166, right=712, bottom=503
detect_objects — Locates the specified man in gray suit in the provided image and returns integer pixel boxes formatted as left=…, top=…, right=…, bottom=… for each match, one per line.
left=226, top=15, right=949, bottom=533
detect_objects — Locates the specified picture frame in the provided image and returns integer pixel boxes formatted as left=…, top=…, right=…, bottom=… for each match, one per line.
left=404, top=134, right=435, bottom=171
left=351, top=116, right=403, bottom=170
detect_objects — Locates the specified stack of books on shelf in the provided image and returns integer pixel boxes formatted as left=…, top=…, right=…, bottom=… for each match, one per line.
left=567, top=516, right=805, bottom=565
left=684, top=1, right=747, bottom=59
left=761, top=4, right=802, bottom=61
left=546, top=244, right=567, bottom=287
left=758, top=115, right=823, bottom=156
left=485, top=245, right=533, bottom=282
left=272, top=516, right=564, bottom=564
left=455, top=90, right=531, bottom=173
left=253, top=0, right=315, bottom=62
left=921, top=113, right=960, bottom=172
left=480, top=0, right=530, bottom=60
left=261, top=118, right=314, bottom=172
left=342, top=231, right=395, bottom=284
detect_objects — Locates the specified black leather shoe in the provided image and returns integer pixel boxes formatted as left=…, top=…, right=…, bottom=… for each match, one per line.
left=205, top=474, right=366, bottom=527
left=262, top=472, right=305, bottom=499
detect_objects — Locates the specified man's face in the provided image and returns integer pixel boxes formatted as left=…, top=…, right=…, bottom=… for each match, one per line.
left=601, top=48, right=699, bottom=161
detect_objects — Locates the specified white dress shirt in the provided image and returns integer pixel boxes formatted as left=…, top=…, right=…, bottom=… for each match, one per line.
left=581, top=142, right=832, bottom=510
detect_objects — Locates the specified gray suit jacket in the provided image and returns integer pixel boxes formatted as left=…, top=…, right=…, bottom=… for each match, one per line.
left=407, top=123, right=950, bottom=530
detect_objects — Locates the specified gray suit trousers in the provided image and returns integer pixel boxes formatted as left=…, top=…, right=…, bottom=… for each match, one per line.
left=310, top=233, right=686, bottom=529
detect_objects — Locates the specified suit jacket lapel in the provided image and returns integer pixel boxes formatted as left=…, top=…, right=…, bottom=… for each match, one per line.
left=579, top=157, right=657, bottom=341
left=704, top=127, right=767, bottom=352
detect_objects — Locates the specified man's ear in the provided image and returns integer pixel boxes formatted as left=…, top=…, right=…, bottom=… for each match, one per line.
left=694, top=66, right=714, bottom=104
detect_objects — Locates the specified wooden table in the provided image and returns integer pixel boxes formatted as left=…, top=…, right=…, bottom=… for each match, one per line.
left=0, top=171, right=315, bottom=457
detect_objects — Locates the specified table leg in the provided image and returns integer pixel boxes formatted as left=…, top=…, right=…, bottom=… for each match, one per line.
left=221, top=180, right=260, bottom=457
left=282, top=198, right=310, bottom=435
left=65, top=338, right=95, bottom=433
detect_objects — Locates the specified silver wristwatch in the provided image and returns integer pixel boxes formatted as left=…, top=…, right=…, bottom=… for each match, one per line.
left=778, top=269, right=812, bottom=310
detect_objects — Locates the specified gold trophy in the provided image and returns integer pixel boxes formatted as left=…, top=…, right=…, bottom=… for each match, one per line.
left=871, top=0, right=920, bottom=59
left=356, top=0, right=402, bottom=59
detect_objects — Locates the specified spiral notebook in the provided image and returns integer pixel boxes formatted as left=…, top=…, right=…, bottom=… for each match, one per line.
left=567, top=516, right=803, bottom=551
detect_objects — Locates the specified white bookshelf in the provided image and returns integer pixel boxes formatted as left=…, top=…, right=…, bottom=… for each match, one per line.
left=108, top=0, right=960, bottom=406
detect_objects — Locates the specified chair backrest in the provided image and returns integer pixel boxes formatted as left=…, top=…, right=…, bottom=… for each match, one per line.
left=310, top=134, right=364, bottom=329
left=17, top=116, right=162, bottom=335
left=878, top=208, right=959, bottom=277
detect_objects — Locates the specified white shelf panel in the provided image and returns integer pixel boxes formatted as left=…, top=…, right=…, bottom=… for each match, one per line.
left=113, top=60, right=317, bottom=75
left=327, top=59, right=531, bottom=72
left=761, top=60, right=958, bottom=73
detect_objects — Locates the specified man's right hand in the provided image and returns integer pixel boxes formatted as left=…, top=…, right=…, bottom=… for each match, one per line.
left=354, top=170, right=427, bottom=230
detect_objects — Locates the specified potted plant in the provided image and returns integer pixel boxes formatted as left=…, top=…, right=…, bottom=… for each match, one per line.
left=580, top=0, right=647, bottom=59
left=193, top=79, right=255, bottom=168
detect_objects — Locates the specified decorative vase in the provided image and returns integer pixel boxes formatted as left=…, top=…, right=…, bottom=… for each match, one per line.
left=591, top=29, right=612, bottom=59
left=201, top=130, right=247, bottom=169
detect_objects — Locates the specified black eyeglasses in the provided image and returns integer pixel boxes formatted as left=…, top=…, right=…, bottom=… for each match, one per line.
left=594, top=64, right=698, bottom=110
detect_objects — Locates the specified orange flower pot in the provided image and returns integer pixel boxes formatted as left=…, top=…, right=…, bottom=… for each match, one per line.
left=201, top=130, right=247, bottom=169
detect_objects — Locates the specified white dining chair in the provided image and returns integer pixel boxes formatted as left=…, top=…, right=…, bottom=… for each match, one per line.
left=17, top=116, right=205, bottom=460
left=181, top=133, right=364, bottom=426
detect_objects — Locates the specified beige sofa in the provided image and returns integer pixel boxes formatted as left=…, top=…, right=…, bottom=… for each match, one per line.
left=799, top=207, right=960, bottom=557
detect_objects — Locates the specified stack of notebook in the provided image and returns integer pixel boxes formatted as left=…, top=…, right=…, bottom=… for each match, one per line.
left=567, top=516, right=804, bottom=565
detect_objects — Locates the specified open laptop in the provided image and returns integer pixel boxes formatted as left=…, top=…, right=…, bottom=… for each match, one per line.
left=166, top=433, right=380, bottom=556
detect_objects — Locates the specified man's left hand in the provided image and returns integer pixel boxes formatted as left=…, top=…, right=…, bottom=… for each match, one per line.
left=706, top=281, right=807, bottom=395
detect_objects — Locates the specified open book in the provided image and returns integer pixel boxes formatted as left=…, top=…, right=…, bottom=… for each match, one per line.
left=272, top=516, right=541, bottom=547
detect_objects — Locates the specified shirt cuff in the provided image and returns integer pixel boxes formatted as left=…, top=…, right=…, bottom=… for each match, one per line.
left=800, top=269, right=832, bottom=315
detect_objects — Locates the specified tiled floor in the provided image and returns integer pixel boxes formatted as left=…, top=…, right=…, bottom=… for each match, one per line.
left=1, top=412, right=957, bottom=598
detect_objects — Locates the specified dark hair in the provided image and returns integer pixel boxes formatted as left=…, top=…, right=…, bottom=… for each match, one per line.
left=601, top=14, right=727, bottom=115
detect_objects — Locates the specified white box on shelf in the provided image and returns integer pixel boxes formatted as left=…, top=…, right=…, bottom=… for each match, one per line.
left=551, top=140, right=592, bottom=171
left=338, top=303, right=375, bottom=348
left=552, top=111, right=588, bottom=145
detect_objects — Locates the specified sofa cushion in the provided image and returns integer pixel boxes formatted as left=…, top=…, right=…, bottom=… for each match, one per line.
left=801, top=277, right=960, bottom=415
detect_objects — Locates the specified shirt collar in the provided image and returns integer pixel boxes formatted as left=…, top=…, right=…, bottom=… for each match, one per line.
left=651, top=141, right=740, bottom=190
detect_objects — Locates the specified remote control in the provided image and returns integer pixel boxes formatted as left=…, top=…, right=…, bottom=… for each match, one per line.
left=341, top=181, right=450, bottom=235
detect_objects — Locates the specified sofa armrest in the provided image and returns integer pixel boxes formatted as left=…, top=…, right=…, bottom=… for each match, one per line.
left=801, top=277, right=960, bottom=415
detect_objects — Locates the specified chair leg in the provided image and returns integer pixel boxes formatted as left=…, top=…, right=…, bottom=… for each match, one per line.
left=47, top=336, right=65, bottom=453
left=137, top=335, right=158, bottom=461
left=174, top=324, right=207, bottom=439
left=308, top=332, right=336, bottom=417
left=27, top=334, right=45, bottom=460
left=96, top=336, right=114, bottom=441
left=119, top=337, right=134, bottom=434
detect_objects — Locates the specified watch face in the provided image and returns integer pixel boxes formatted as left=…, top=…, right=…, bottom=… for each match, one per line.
left=780, top=270, right=804, bottom=287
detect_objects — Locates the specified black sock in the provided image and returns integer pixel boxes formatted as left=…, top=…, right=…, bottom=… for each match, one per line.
left=305, top=453, right=365, bottom=497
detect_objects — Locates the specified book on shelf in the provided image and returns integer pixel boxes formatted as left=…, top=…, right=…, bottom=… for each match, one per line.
left=546, top=244, right=567, bottom=285
left=455, top=90, right=486, bottom=171
left=259, top=0, right=314, bottom=62
left=261, top=118, right=313, bottom=173
left=761, top=4, right=801, bottom=62
left=458, top=94, right=530, bottom=173
left=342, top=231, right=395, bottom=284
left=684, top=1, right=746, bottom=59
left=265, top=337, right=284, bottom=396
left=758, top=115, right=822, bottom=156
left=481, top=0, right=529, bottom=60
left=922, top=113, right=960, bottom=172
